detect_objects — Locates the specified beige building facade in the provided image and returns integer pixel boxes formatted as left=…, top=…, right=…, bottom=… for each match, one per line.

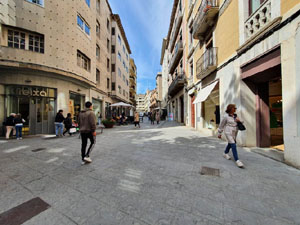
left=129, top=58, right=137, bottom=106
left=0, top=0, right=134, bottom=135
left=110, top=14, right=131, bottom=104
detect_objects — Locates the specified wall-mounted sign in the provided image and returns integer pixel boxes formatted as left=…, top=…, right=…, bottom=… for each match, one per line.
left=6, top=85, right=57, bottom=98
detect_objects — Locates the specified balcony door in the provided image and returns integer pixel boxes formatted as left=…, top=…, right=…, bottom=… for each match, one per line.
left=249, top=0, right=266, bottom=16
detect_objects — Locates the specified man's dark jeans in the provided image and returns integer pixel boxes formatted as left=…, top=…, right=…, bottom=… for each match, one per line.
left=81, top=132, right=96, bottom=160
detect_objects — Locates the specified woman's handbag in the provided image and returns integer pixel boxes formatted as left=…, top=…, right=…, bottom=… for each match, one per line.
left=237, top=122, right=246, bottom=131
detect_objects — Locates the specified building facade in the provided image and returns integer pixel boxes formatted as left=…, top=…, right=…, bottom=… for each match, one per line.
left=136, top=94, right=145, bottom=113
left=129, top=58, right=137, bottom=107
left=165, top=0, right=188, bottom=124
left=163, top=0, right=300, bottom=167
left=110, top=14, right=131, bottom=104
left=0, top=0, right=134, bottom=135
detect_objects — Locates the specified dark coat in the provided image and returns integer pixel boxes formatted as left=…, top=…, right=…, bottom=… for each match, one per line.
left=64, top=117, right=73, bottom=128
left=5, top=116, right=15, bottom=126
left=55, top=113, right=65, bottom=123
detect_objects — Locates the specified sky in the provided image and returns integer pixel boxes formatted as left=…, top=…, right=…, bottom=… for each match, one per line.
left=109, top=0, right=173, bottom=94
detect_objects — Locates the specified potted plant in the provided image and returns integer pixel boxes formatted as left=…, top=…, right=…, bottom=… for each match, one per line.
left=102, top=119, right=116, bottom=128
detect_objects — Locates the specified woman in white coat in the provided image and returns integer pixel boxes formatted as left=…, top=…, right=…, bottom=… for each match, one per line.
left=218, top=104, right=244, bottom=168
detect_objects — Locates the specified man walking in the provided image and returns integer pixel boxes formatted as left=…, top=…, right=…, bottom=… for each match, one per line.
left=78, top=101, right=97, bottom=165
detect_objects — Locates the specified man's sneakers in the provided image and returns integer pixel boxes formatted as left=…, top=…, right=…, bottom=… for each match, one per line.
left=236, top=160, right=244, bottom=168
left=223, top=153, right=231, bottom=160
left=84, top=157, right=92, bottom=163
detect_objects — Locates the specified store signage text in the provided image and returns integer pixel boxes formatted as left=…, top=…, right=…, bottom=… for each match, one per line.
left=7, top=86, right=56, bottom=98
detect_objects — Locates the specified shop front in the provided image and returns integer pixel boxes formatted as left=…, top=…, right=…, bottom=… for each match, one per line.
left=69, top=92, right=85, bottom=122
left=194, top=80, right=220, bottom=134
left=5, top=85, right=57, bottom=135
left=92, top=98, right=103, bottom=119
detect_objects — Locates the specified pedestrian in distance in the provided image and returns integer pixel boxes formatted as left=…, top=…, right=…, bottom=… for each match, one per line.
left=134, top=111, right=140, bottom=128
left=14, top=113, right=25, bottom=140
left=218, top=104, right=244, bottom=168
left=63, top=113, right=73, bottom=136
left=55, top=110, right=65, bottom=137
left=4, top=113, right=16, bottom=140
left=78, top=101, right=97, bottom=165
left=97, top=112, right=102, bottom=126
left=151, top=111, right=156, bottom=125
left=156, top=111, right=160, bottom=125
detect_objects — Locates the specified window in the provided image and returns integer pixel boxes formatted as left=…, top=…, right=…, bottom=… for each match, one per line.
left=189, top=62, right=193, bottom=78
left=77, top=50, right=91, bottom=71
left=77, top=15, right=90, bottom=36
left=107, top=58, right=110, bottom=71
left=249, top=0, right=265, bottom=16
left=118, top=35, right=121, bottom=45
left=123, top=60, right=125, bottom=68
left=123, top=45, right=125, bottom=53
left=96, top=45, right=100, bottom=60
left=96, top=21, right=100, bottom=38
left=85, top=0, right=90, bottom=7
left=118, top=68, right=121, bottom=77
left=107, top=19, right=110, bottom=31
left=28, top=34, right=44, bottom=53
left=96, top=69, right=100, bottom=84
left=96, top=0, right=100, bottom=13
left=126, top=53, right=128, bottom=60
left=112, top=64, right=115, bottom=72
left=107, top=78, right=110, bottom=89
left=112, top=82, right=115, bottom=91
left=26, top=0, right=44, bottom=7
left=112, top=27, right=115, bottom=35
left=126, top=79, right=128, bottom=86
left=111, top=45, right=115, bottom=54
left=118, top=52, right=121, bottom=61
left=118, top=85, right=122, bottom=94
left=123, top=75, right=125, bottom=81
left=8, top=30, right=25, bottom=50
left=107, top=39, right=110, bottom=52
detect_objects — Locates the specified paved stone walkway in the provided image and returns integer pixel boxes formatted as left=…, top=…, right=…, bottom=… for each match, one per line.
left=0, top=121, right=300, bottom=225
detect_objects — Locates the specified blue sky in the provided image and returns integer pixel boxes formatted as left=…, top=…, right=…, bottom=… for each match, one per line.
left=109, top=1, right=173, bottom=94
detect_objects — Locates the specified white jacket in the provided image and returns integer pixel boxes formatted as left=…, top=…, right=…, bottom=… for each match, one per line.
left=218, top=114, right=239, bottom=144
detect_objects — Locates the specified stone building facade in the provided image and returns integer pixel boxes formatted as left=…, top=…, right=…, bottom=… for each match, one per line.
left=0, top=0, right=133, bottom=135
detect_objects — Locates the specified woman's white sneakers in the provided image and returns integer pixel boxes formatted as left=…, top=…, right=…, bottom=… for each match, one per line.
left=236, top=160, right=244, bottom=168
left=223, top=154, right=244, bottom=168
left=223, top=153, right=231, bottom=160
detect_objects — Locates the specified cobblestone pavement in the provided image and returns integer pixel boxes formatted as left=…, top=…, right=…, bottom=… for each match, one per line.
left=1, top=121, right=300, bottom=225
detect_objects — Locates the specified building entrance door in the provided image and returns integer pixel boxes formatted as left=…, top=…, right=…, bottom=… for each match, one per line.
left=29, top=98, right=56, bottom=135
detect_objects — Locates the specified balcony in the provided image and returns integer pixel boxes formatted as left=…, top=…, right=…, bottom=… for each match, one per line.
left=170, top=10, right=183, bottom=52
left=193, top=0, right=219, bottom=40
left=245, top=0, right=272, bottom=40
left=168, top=41, right=183, bottom=74
left=168, top=73, right=186, bottom=97
left=196, top=47, right=218, bottom=80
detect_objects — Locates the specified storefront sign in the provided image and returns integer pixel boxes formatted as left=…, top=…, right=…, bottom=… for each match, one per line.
left=6, top=86, right=56, bottom=98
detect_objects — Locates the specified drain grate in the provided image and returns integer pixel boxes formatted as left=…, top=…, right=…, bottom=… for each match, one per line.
left=200, top=167, right=220, bottom=176
left=32, top=148, right=46, bottom=152
left=0, top=197, right=50, bottom=225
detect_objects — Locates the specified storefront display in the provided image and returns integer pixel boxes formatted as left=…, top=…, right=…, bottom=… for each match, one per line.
left=5, top=85, right=57, bottom=135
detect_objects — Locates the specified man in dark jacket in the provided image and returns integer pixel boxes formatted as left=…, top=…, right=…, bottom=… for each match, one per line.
left=55, top=110, right=65, bottom=137
left=78, top=101, right=97, bottom=165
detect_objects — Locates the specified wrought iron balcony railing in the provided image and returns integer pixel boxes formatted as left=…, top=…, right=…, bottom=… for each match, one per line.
left=168, top=73, right=186, bottom=97
left=193, top=0, right=219, bottom=40
left=168, top=40, right=183, bottom=74
left=196, top=47, right=218, bottom=80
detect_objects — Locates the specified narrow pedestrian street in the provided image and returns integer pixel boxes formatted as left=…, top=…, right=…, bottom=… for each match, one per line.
left=0, top=121, right=300, bottom=225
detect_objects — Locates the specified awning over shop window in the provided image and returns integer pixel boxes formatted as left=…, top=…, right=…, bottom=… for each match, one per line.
left=193, top=80, right=219, bottom=104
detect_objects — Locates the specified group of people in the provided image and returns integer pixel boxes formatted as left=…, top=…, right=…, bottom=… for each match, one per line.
left=3, top=113, right=26, bottom=140
left=54, top=110, right=75, bottom=137
left=149, top=111, right=160, bottom=125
